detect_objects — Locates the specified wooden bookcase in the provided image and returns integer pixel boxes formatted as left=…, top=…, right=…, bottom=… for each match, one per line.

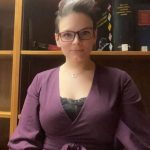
left=0, top=0, right=150, bottom=149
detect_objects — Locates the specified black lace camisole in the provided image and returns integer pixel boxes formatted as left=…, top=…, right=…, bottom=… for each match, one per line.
left=60, top=97, right=86, bottom=121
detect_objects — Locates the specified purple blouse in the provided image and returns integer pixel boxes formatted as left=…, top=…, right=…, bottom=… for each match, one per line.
left=8, top=65, right=150, bottom=150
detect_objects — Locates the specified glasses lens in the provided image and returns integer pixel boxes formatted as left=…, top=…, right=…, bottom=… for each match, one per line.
left=60, top=31, right=74, bottom=42
left=79, top=29, right=93, bottom=40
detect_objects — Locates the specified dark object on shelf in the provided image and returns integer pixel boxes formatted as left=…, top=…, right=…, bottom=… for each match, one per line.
left=32, top=41, right=61, bottom=51
left=32, top=41, right=48, bottom=50
left=48, top=44, right=61, bottom=51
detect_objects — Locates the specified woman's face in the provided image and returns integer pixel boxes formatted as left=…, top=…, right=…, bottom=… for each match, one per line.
left=55, top=12, right=97, bottom=62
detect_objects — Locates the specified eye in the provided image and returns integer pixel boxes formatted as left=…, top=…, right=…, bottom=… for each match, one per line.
left=61, top=32, right=74, bottom=39
left=79, top=30, right=92, bottom=38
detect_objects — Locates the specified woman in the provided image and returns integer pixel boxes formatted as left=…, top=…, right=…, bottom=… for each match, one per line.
left=8, top=0, right=150, bottom=149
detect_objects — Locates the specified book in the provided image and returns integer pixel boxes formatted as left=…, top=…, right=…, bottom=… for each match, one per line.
left=112, top=0, right=136, bottom=51
left=135, top=4, right=150, bottom=51
left=96, top=0, right=113, bottom=51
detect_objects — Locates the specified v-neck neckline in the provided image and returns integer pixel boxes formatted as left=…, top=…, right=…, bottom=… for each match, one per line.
left=57, top=66, right=96, bottom=125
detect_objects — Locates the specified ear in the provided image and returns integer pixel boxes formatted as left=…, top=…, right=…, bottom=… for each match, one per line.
left=55, top=33, right=61, bottom=47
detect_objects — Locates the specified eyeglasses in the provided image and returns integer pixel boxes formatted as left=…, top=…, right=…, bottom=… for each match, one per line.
left=58, top=28, right=94, bottom=42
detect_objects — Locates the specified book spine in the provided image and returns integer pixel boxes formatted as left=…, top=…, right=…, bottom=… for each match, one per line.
left=136, top=5, right=150, bottom=51
left=112, top=0, right=136, bottom=51
left=96, top=0, right=113, bottom=51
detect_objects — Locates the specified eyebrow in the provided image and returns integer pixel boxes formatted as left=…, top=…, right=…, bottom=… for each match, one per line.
left=60, top=26, right=93, bottom=33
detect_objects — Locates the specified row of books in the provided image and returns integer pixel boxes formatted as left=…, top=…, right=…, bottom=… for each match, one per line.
left=96, top=0, right=150, bottom=51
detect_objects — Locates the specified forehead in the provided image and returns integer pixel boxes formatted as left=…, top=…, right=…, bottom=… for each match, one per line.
left=58, top=12, right=93, bottom=32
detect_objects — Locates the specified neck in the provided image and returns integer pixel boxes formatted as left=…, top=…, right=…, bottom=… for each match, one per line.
left=60, top=58, right=95, bottom=79
left=63, top=58, right=94, bottom=72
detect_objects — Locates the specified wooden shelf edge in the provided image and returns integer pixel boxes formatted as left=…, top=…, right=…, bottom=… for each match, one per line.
left=0, top=111, right=11, bottom=118
left=21, top=50, right=150, bottom=56
left=21, top=50, right=63, bottom=55
left=0, top=51, right=13, bottom=55
left=92, top=51, right=150, bottom=56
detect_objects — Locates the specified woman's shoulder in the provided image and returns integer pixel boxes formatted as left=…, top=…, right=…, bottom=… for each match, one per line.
left=32, top=67, right=59, bottom=85
left=37, top=67, right=59, bottom=78
left=95, top=64, right=131, bottom=81
left=96, top=65, right=126, bottom=75
left=27, top=67, right=59, bottom=93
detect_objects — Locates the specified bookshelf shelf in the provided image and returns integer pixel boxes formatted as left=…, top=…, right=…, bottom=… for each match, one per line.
left=21, top=50, right=62, bottom=55
left=0, top=111, right=11, bottom=118
left=21, top=50, right=150, bottom=56
left=92, top=51, right=150, bottom=56
left=0, top=51, right=13, bottom=55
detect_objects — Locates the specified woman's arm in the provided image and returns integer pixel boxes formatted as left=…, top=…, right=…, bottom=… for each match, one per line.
left=115, top=72, right=150, bottom=150
left=8, top=74, right=45, bottom=150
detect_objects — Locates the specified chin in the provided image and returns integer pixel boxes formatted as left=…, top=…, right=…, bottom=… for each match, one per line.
left=71, top=54, right=89, bottom=62
left=65, top=50, right=91, bottom=61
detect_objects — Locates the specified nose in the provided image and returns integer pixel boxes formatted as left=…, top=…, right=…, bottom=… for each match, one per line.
left=72, top=33, right=80, bottom=44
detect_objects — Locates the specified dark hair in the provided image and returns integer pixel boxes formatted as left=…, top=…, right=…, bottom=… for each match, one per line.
left=55, top=0, right=99, bottom=33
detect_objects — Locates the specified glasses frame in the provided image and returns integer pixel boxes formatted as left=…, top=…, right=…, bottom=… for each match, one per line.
left=58, top=27, right=94, bottom=42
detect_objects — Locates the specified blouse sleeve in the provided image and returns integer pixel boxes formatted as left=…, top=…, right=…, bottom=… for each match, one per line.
left=8, top=74, right=45, bottom=150
left=115, top=72, right=150, bottom=150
